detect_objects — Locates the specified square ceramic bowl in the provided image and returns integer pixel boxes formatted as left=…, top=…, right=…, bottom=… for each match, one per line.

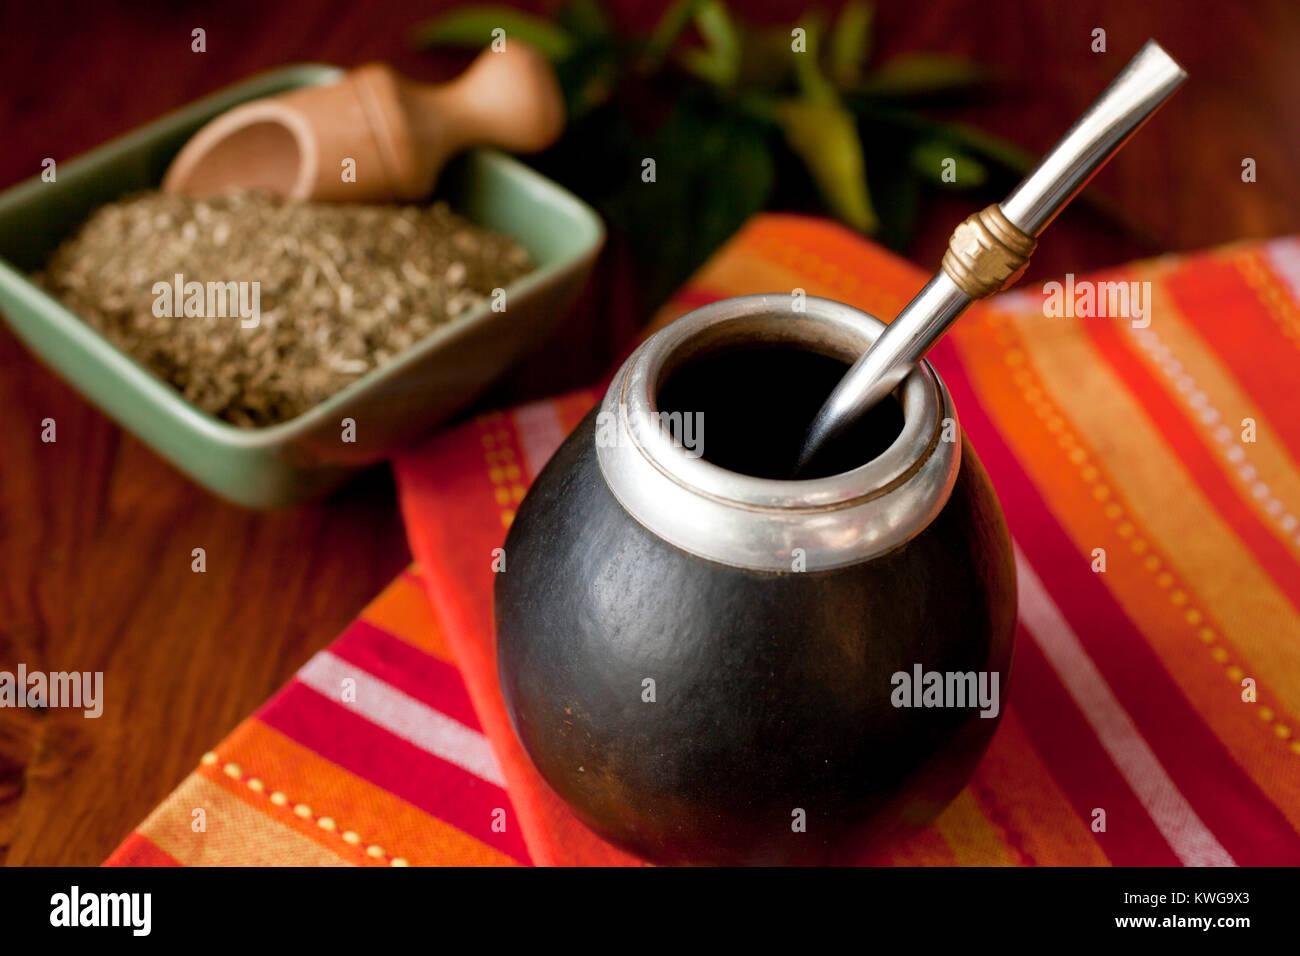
left=0, top=64, right=603, bottom=508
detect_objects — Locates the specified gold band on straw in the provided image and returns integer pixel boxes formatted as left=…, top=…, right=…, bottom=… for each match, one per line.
left=941, top=204, right=1037, bottom=299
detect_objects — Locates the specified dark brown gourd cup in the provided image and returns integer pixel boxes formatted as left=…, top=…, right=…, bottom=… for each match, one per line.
left=495, top=294, right=1016, bottom=865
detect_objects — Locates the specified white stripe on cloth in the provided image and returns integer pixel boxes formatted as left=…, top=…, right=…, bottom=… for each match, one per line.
left=296, top=650, right=505, bottom=788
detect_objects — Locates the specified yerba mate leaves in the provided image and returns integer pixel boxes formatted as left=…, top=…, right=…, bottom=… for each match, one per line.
left=37, top=191, right=532, bottom=428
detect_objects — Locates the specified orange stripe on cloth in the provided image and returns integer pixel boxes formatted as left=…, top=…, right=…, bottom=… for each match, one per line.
left=645, top=213, right=925, bottom=336
left=741, top=214, right=922, bottom=314
left=134, top=774, right=352, bottom=866
left=194, top=721, right=516, bottom=867
left=934, top=790, right=1020, bottom=866
left=360, top=567, right=453, bottom=663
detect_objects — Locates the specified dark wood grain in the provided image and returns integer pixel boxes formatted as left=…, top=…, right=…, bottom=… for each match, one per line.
left=1, top=0, right=1297, bottom=865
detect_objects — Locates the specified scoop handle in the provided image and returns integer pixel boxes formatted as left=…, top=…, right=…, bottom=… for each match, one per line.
left=795, top=40, right=1186, bottom=474
left=370, top=42, right=566, bottom=199
left=403, top=42, right=566, bottom=161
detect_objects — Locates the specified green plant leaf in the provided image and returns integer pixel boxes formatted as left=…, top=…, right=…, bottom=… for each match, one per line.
left=779, top=18, right=876, bottom=231
left=849, top=102, right=1035, bottom=174
left=679, top=0, right=741, bottom=88
left=855, top=53, right=991, bottom=97
left=910, top=139, right=988, bottom=188
left=790, top=13, right=836, bottom=104
left=642, top=0, right=706, bottom=72
left=411, top=6, right=573, bottom=60
left=919, top=119, right=1034, bottom=174
left=694, top=1, right=740, bottom=62
left=773, top=98, right=877, bottom=232
left=829, top=1, right=874, bottom=87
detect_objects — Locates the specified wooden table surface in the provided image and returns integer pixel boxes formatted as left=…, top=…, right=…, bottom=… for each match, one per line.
left=2, top=0, right=1298, bottom=865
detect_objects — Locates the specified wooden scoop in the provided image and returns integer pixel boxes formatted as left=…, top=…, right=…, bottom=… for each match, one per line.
left=163, top=43, right=565, bottom=202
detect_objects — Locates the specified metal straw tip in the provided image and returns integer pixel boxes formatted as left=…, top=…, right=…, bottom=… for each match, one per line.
left=1138, top=38, right=1188, bottom=82
left=792, top=392, right=851, bottom=477
left=790, top=439, right=820, bottom=479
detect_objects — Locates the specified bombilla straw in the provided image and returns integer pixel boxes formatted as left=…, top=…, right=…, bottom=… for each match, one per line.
left=794, top=39, right=1187, bottom=476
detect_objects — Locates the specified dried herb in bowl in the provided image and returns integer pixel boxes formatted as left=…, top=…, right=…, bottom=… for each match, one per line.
left=36, top=190, right=533, bottom=427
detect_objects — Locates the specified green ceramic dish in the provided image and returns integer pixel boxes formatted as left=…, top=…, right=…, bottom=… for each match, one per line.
left=0, top=64, right=604, bottom=508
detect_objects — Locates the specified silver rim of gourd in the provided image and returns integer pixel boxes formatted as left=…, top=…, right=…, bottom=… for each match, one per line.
left=595, top=294, right=961, bottom=572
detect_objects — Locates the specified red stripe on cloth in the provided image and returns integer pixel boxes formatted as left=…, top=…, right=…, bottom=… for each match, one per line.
left=1083, top=295, right=1300, bottom=610
left=331, top=620, right=482, bottom=731
left=102, top=834, right=182, bottom=867
left=1163, top=259, right=1300, bottom=460
left=259, top=683, right=531, bottom=863
left=933, top=335, right=1300, bottom=863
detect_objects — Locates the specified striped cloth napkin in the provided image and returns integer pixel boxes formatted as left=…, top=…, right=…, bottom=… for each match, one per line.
left=108, top=214, right=1300, bottom=866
